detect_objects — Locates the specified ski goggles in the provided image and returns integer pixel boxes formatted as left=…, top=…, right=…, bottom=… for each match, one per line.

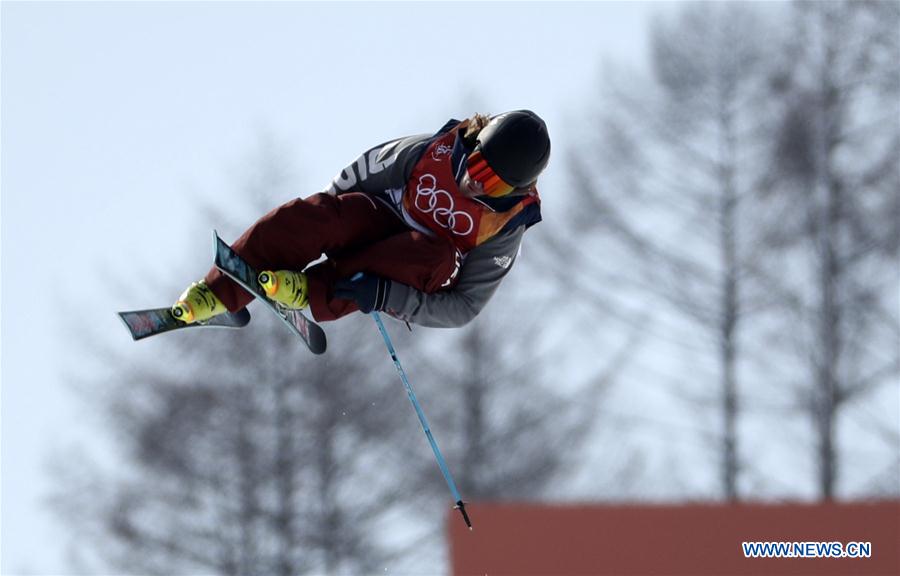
left=466, top=150, right=515, bottom=197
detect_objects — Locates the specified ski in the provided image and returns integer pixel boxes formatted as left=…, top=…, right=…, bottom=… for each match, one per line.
left=118, top=307, right=251, bottom=341
left=212, top=231, right=327, bottom=355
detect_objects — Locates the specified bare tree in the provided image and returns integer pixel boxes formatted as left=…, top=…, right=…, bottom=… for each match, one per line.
left=60, top=320, right=406, bottom=575
left=763, top=0, right=900, bottom=499
left=544, top=2, right=779, bottom=501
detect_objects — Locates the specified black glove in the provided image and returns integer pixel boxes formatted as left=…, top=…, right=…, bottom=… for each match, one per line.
left=334, top=273, right=391, bottom=314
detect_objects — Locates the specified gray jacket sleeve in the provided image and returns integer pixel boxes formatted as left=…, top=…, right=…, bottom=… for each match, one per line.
left=325, top=134, right=431, bottom=195
left=383, top=226, right=526, bottom=328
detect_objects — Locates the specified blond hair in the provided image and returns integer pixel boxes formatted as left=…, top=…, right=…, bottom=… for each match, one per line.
left=462, top=113, right=491, bottom=147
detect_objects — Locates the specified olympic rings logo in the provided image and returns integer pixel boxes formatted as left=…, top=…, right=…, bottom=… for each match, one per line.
left=414, top=174, right=474, bottom=236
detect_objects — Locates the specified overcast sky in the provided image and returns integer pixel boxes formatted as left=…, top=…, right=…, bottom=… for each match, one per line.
left=1, top=2, right=683, bottom=573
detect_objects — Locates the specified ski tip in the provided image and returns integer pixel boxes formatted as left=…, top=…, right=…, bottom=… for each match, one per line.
left=116, top=311, right=141, bottom=341
left=232, top=307, right=252, bottom=326
left=309, top=338, right=328, bottom=355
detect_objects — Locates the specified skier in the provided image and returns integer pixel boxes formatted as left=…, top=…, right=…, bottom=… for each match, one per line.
left=172, top=109, right=550, bottom=328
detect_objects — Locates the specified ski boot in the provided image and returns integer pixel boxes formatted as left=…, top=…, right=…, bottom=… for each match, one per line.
left=172, top=280, right=226, bottom=324
left=258, top=270, right=309, bottom=309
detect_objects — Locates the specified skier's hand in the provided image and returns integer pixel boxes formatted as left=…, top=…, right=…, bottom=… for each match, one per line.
left=334, top=273, right=391, bottom=314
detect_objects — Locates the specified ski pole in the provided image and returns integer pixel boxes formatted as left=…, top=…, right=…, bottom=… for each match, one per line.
left=371, top=311, right=472, bottom=530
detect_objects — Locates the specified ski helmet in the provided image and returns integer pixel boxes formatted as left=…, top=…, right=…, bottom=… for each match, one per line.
left=471, top=110, right=551, bottom=194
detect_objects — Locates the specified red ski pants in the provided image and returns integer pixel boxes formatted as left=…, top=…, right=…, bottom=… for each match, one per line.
left=204, top=192, right=460, bottom=321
